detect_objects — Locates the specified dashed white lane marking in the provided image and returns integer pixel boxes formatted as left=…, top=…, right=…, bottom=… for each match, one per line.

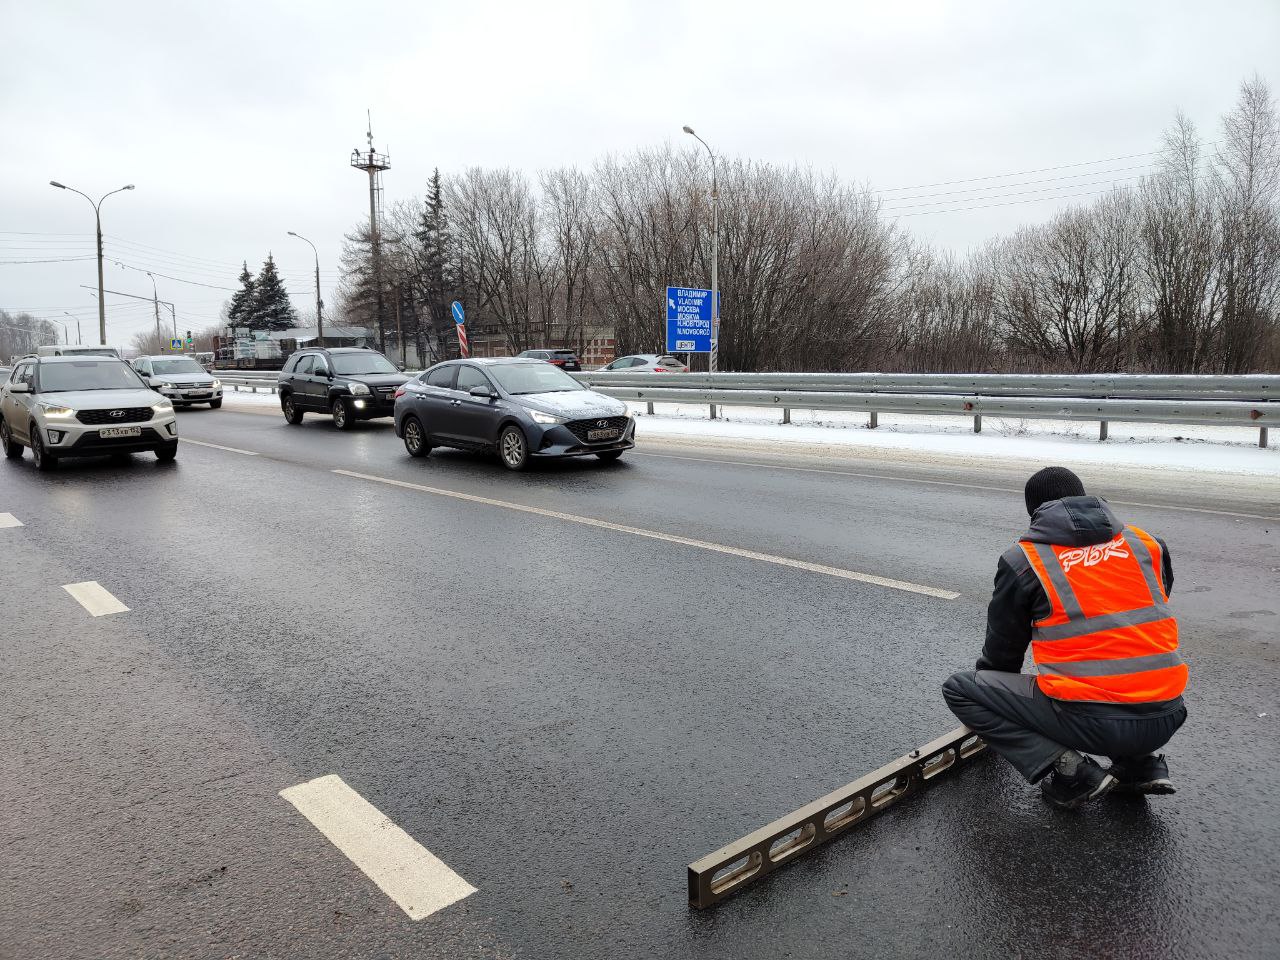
left=280, top=774, right=476, bottom=921
left=632, top=451, right=1280, bottom=522
left=182, top=438, right=260, bottom=456
left=333, top=469, right=960, bottom=599
left=62, top=581, right=129, bottom=617
left=0, top=513, right=22, bottom=528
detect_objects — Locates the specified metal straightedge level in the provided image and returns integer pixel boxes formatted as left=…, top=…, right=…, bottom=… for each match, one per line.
left=687, top=726, right=987, bottom=909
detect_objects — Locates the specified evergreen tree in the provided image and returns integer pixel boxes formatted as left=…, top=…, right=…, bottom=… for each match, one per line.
left=252, top=253, right=297, bottom=330
left=415, top=169, right=458, bottom=357
left=227, top=262, right=256, bottom=329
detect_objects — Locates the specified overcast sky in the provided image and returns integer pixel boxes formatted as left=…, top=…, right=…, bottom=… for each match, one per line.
left=2, top=0, right=1277, bottom=344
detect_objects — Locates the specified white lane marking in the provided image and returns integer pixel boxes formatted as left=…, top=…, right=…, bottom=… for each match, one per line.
left=631, top=451, right=1280, bottom=522
left=62, top=581, right=129, bottom=617
left=182, top=437, right=261, bottom=456
left=280, top=774, right=476, bottom=921
left=333, top=469, right=960, bottom=599
left=0, top=513, right=22, bottom=528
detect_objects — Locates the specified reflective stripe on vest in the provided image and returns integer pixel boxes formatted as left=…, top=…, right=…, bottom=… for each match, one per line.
left=1018, top=525, right=1186, bottom=704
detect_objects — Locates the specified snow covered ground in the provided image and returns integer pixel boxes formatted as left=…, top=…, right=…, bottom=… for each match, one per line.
left=622, top=402, right=1277, bottom=476
left=218, top=386, right=1276, bottom=477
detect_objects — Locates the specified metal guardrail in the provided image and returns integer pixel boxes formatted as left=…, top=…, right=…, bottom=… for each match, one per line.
left=571, top=372, right=1274, bottom=447
left=687, top=727, right=987, bottom=909
left=220, top=376, right=277, bottom=393
left=577, top=371, right=1278, bottom=401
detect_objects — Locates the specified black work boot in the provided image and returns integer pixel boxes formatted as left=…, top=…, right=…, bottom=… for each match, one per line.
left=1109, top=754, right=1175, bottom=795
left=1040, top=755, right=1117, bottom=810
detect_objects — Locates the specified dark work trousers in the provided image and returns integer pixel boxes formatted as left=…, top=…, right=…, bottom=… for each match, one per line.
left=943, top=670, right=1187, bottom=783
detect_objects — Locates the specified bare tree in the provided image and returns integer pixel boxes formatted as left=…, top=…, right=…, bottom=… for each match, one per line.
left=1213, top=76, right=1280, bottom=373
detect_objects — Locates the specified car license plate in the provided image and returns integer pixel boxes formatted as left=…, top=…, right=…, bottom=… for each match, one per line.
left=186, top=391, right=209, bottom=397
left=588, top=428, right=620, bottom=441
left=99, top=426, right=141, bottom=439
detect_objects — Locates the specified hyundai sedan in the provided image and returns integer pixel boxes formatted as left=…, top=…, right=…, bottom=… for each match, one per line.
left=393, top=358, right=634, bottom=470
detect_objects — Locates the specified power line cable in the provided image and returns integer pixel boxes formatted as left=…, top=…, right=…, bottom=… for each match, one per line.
left=874, top=140, right=1221, bottom=193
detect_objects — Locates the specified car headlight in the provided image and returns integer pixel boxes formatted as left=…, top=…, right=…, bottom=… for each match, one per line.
left=152, top=399, right=173, bottom=412
left=38, top=402, right=75, bottom=418
left=348, top=382, right=371, bottom=395
left=529, top=409, right=565, bottom=425
left=157, top=381, right=175, bottom=389
left=210, top=379, right=221, bottom=389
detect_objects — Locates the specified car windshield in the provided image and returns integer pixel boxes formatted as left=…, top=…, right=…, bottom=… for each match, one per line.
left=151, top=358, right=205, bottom=375
left=330, top=352, right=398, bottom=375
left=39, top=361, right=145, bottom=392
left=489, top=362, right=585, bottom=395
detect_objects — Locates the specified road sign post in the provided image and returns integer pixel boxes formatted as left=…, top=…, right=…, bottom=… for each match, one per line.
left=665, top=286, right=714, bottom=356
left=451, top=301, right=470, bottom=359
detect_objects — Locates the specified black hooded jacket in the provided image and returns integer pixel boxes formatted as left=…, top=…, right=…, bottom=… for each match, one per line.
left=980, top=496, right=1180, bottom=715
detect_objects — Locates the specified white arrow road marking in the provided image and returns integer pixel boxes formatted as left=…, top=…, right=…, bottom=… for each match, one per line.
left=332, top=469, right=960, bottom=600
left=62, top=581, right=129, bottom=617
left=280, top=774, right=476, bottom=921
left=0, top=513, right=22, bottom=528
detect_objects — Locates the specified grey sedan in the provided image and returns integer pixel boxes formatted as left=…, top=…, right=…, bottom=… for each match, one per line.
left=393, top=358, right=635, bottom=470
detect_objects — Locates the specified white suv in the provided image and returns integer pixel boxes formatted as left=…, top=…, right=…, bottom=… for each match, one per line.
left=0, top=356, right=179, bottom=471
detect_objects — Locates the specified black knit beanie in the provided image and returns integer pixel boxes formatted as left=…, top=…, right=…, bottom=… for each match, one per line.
left=1024, top=466, right=1086, bottom=516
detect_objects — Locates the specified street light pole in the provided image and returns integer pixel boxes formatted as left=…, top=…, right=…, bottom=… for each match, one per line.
left=683, top=125, right=719, bottom=373
left=147, top=271, right=161, bottom=344
left=63, top=312, right=81, bottom=345
left=288, top=231, right=324, bottom=347
left=49, top=180, right=135, bottom=346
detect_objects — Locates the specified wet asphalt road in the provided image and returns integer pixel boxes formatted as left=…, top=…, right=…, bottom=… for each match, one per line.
left=1, top=406, right=1277, bottom=960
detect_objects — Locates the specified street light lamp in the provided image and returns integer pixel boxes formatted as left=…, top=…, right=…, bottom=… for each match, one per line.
left=63, top=312, right=82, bottom=345
left=50, top=180, right=135, bottom=347
left=683, top=125, right=719, bottom=372
left=287, top=231, right=325, bottom=347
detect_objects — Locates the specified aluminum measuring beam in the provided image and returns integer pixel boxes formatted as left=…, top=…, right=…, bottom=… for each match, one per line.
left=687, top=726, right=987, bottom=909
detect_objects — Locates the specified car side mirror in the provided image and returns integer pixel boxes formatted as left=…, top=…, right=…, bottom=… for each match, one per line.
left=469, top=385, right=495, bottom=399
left=9, top=382, right=30, bottom=393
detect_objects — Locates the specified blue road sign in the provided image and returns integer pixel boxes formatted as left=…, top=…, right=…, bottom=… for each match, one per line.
left=665, top=286, right=713, bottom=353
left=170, top=338, right=182, bottom=350
left=451, top=301, right=465, bottom=324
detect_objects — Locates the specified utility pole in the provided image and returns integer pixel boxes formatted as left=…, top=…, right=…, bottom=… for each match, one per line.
left=287, top=231, right=324, bottom=347
left=682, top=126, right=719, bottom=373
left=350, top=113, right=390, bottom=354
left=49, top=180, right=134, bottom=346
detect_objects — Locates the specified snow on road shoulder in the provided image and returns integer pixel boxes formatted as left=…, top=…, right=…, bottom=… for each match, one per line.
left=626, top=403, right=1278, bottom=477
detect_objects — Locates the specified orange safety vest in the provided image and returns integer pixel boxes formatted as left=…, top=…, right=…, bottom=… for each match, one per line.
left=1018, top=525, right=1187, bottom=704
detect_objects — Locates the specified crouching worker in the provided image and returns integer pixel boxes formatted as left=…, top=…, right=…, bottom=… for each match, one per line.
left=944, top=467, right=1188, bottom=810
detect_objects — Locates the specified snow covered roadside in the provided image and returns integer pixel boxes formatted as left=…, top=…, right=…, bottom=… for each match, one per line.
left=623, top=402, right=1278, bottom=477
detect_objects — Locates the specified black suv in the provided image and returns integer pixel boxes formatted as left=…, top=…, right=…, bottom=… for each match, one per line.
left=277, top=347, right=409, bottom=429
left=517, top=349, right=582, bottom=372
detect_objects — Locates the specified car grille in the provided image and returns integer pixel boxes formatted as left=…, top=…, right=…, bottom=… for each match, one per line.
left=565, top=415, right=630, bottom=444
left=76, top=407, right=152, bottom=425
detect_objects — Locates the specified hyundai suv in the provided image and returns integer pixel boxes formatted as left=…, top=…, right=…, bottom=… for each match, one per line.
left=277, top=347, right=409, bottom=429
left=0, top=356, right=178, bottom=470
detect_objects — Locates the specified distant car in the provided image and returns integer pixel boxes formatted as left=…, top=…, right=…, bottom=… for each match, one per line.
left=277, top=347, right=410, bottom=430
left=517, top=349, right=582, bottom=372
left=394, top=358, right=634, bottom=470
left=132, top=355, right=223, bottom=408
left=36, top=344, right=121, bottom=359
left=599, top=354, right=689, bottom=373
left=0, top=356, right=177, bottom=470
